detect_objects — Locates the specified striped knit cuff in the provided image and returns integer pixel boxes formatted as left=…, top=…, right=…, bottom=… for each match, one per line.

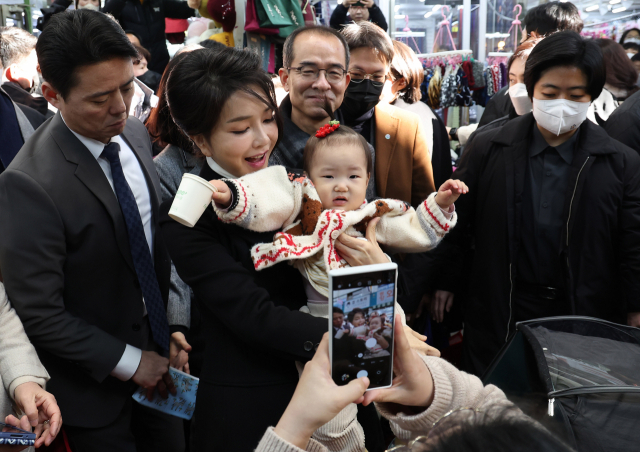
left=375, top=356, right=454, bottom=440
left=311, top=403, right=365, bottom=452
left=423, top=193, right=457, bottom=234
left=212, top=179, right=249, bottom=224
left=256, top=427, right=328, bottom=452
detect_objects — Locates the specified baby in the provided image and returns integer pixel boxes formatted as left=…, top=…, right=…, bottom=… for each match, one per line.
left=208, top=121, right=468, bottom=311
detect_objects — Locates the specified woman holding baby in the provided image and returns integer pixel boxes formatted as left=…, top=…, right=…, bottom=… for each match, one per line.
left=159, top=46, right=465, bottom=451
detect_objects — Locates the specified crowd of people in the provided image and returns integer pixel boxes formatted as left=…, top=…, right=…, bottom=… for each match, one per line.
left=0, top=1, right=639, bottom=452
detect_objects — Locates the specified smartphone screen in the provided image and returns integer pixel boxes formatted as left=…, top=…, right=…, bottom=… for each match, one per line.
left=330, top=268, right=396, bottom=389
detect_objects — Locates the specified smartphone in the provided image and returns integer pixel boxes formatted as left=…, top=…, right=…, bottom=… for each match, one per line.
left=0, top=422, right=36, bottom=446
left=329, top=262, right=397, bottom=391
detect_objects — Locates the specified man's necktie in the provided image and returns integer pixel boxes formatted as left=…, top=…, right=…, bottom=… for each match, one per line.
left=102, top=142, right=169, bottom=351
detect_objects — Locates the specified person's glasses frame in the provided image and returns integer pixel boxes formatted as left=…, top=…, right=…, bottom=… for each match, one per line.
left=347, top=70, right=388, bottom=87
left=287, top=64, right=348, bottom=84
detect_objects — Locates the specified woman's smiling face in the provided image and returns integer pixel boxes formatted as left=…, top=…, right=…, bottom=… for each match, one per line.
left=193, top=87, right=278, bottom=177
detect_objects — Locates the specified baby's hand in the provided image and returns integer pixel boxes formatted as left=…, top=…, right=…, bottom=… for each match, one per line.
left=208, top=180, right=232, bottom=208
left=435, top=179, right=468, bottom=210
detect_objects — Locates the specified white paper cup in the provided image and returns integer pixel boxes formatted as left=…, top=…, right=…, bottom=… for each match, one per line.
left=169, top=174, right=217, bottom=228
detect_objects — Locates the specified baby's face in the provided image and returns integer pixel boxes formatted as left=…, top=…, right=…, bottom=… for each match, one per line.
left=308, top=143, right=369, bottom=212
left=353, top=313, right=365, bottom=326
left=369, top=317, right=382, bottom=330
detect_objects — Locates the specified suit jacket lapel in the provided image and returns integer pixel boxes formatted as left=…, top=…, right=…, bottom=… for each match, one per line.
left=121, top=121, right=162, bottom=210
left=51, top=113, right=136, bottom=273
left=374, top=103, right=399, bottom=197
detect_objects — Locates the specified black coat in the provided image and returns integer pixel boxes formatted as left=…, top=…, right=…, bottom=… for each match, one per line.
left=436, top=114, right=640, bottom=375
left=0, top=114, right=171, bottom=428
left=478, top=86, right=514, bottom=127
left=159, top=162, right=326, bottom=449
left=103, top=0, right=194, bottom=73
left=603, top=89, right=640, bottom=155
left=329, top=3, right=388, bottom=31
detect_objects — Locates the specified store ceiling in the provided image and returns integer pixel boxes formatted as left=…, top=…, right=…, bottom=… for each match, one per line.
left=392, top=0, right=640, bottom=31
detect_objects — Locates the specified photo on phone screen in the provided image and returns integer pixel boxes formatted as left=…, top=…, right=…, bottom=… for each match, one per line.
left=330, top=267, right=396, bottom=389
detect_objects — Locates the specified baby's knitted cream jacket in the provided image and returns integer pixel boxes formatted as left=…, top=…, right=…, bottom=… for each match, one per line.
left=213, top=166, right=457, bottom=273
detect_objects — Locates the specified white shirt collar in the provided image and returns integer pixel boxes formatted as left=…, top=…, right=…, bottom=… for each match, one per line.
left=60, top=113, right=116, bottom=160
left=206, top=156, right=238, bottom=179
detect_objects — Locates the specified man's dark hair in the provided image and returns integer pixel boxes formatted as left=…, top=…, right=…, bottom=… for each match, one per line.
left=522, top=1, right=583, bottom=37
left=524, top=31, right=605, bottom=101
left=36, top=10, right=138, bottom=99
left=595, top=39, right=639, bottom=99
left=424, top=407, right=574, bottom=452
left=0, top=26, right=37, bottom=70
left=632, top=53, right=640, bottom=63
left=333, top=307, right=344, bottom=315
left=622, top=42, right=640, bottom=52
left=347, top=308, right=365, bottom=324
left=283, top=25, right=350, bottom=69
left=165, top=47, right=282, bottom=158
left=341, top=20, right=394, bottom=66
left=620, top=28, right=640, bottom=45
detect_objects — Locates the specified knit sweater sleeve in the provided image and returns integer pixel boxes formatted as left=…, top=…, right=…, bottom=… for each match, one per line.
left=375, top=193, right=457, bottom=253
left=212, top=166, right=304, bottom=232
left=255, top=427, right=328, bottom=452
left=376, top=355, right=520, bottom=440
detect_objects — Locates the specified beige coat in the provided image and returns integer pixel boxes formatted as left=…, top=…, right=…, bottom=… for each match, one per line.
left=0, top=283, right=49, bottom=420
left=255, top=354, right=539, bottom=452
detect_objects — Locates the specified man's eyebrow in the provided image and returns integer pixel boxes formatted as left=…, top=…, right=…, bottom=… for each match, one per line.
left=85, top=77, right=135, bottom=99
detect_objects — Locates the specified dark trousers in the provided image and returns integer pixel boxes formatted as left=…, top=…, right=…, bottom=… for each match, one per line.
left=65, top=319, right=185, bottom=452
left=65, top=398, right=185, bottom=452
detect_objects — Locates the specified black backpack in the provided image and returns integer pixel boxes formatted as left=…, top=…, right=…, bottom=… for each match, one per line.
left=483, top=316, right=640, bottom=452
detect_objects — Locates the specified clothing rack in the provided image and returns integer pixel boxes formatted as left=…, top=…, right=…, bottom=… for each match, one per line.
left=416, top=49, right=473, bottom=59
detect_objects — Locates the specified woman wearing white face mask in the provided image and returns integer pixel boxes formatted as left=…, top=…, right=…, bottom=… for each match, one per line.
left=429, top=30, right=640, bottom=377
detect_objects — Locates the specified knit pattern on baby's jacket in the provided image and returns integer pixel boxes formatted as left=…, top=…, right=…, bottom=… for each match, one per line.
left=213, top=166, right=457, bottom=273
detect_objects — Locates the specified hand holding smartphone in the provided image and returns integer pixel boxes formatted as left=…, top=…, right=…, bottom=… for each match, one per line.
left=329, top=263, right=397, bottom=391
left=0, top=422, right=35, bottom=447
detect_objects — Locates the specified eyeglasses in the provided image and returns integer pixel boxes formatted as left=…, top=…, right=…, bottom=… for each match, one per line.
left=385, top=408, right=483, bottom=452
left=348, top=71, right=387, bottom=86
left=287, top=64, right=348, bottom=84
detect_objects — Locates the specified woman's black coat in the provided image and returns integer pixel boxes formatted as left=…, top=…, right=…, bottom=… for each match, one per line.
left=159, top=163, right=326, bottom=450
left=435, top=113, right=640, bottom=375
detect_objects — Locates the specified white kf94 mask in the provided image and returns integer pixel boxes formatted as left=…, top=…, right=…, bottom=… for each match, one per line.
left=508, top=83, right=533, bottom=115
left=532, top=97, right=590, bottom=136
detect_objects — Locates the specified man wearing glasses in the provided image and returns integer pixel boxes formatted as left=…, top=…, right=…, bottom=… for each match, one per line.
left=271, top=23, right=435, bottom=208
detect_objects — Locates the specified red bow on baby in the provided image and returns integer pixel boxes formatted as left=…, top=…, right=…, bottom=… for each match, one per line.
left=315, top=120, right=340, bottom=138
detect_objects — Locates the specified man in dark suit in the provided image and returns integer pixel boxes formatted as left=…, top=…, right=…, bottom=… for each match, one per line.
left=0, top=10, right=184, bottom=452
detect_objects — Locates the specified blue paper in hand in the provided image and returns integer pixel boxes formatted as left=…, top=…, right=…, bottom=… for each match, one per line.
left=132, top=367, right=198, bottom=420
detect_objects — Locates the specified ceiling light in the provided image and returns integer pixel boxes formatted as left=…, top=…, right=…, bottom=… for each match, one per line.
left=432, top=4, right=442, bottom=12
left=394, top=5, right=400, bottom=12
left=610, top=0, right=621, bottom=4
left=585, top=4, right=599, bottom=10
left=612, top=5, right=627, bottom=12
left=424, top=11, right=433, bottom=18
left=394, top=14, right=406, bottom=19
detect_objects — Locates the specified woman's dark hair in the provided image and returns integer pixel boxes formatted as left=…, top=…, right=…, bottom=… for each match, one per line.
left=133, top=44, right=151, bottom=63
left=595, top=39, right=640, bottom=99
left=524, top=31, right=605, bottom=101
left=522, top=1, right=583, bottom=37
left=146, top=51, right=194, bottom=152
left=390, top=40, right=423, bottom=104
left=619, top=28, right=640, bottom=45
left=347, top=308, right=365, bottom=324
left=302, top=103, right=372, bottom=176
left=165, top=47, right=282, bottom=158
left=423, top=407, right=574, bottom=452
left=36, top=10, right=138, bottom=99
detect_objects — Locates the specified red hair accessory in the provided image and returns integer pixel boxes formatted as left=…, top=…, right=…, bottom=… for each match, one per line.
left=315, top=120, right=340, bottom=138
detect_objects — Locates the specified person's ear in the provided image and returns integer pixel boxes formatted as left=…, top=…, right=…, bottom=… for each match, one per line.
left=41, top=82, right=62, bottom=109
left=279, top=67, right=290, bottom=93
left=192, top=134, right=212, bottom=157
